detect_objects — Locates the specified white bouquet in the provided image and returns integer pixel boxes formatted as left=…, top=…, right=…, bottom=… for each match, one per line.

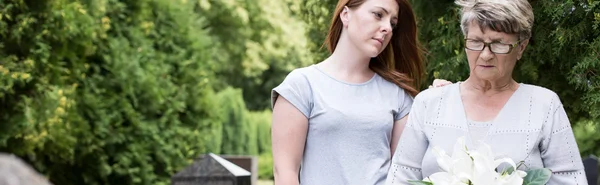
left=409, top=137, right=551, bottom=185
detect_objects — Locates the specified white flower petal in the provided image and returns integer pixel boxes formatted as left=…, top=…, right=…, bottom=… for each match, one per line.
left=470, top=152, right=495, bottom=175
left=451, top=157, right=474, bottom=182
left=452, top=137, right=470, bottom=160
left=497, top=171, right=524, bottom=185
left=494, top=157, right=517, bottom=171
left=428, top=172, right=454, bottom=185
left=427, top=172, right=471, bottom=185
left=433, top=147, right=452, bottom=172
left=471, top=169, right=499, bottom=185
left=515, top=170, right=527, bottom=178
left=475, top=140, right=494, bottom=159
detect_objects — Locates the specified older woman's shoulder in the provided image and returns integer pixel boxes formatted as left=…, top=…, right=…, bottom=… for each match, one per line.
left=413, top=83, right=458, bottom=103
left=520, top=83, right=563, bottom=106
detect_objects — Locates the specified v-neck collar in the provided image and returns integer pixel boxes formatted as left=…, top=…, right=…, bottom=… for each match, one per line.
left=453, top=82, right=524, bottom=148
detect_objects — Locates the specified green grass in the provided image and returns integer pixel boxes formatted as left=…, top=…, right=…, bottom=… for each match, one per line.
left=258, top=180, right=273, bottom=185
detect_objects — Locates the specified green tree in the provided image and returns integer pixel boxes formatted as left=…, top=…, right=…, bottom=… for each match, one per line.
left=251, top=110, right=272, bottom=154
left=1, top=0, right=222, bottom=184
left=573, top=121, right=600, bottom=157
left=216, top=87, right=249, bottom=155
left=196, top=0, right=313, bottom=110
left=300, top=0, right=337, bottom=62
left=253, top=110, right=273, bottom=179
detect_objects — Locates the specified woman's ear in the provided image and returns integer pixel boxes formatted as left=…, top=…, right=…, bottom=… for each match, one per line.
left=340, top=6, right=350, bottom=28
left=517, top=39, right=529, bottom=60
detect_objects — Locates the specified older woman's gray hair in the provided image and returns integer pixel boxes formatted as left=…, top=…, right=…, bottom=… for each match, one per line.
left=0, top=153, right=53, bottom=185
left=456, top=0, right=534, bottom=41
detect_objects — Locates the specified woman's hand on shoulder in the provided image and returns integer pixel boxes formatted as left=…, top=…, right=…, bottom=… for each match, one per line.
left=428, top=79, right=453, bottom=89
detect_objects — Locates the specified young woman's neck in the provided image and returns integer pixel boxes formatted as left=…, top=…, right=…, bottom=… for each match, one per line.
left=321, top=35, right=373, bottom=76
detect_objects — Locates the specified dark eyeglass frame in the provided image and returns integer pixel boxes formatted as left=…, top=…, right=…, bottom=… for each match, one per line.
left=464, top=39, right=522, bottom=54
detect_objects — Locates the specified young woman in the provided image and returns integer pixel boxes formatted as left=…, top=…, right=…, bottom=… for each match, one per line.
left=270, top=0, right=439, bottom=184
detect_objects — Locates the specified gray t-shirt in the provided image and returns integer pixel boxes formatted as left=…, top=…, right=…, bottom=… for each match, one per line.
left=271, top=65, right=413, bottom=185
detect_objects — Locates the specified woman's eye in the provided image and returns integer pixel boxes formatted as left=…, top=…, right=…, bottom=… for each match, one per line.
left=373, top=12, right=382, bottom=18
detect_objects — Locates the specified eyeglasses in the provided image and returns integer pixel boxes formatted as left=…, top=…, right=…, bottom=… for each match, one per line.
left=464, top=39, right=521, bottom=54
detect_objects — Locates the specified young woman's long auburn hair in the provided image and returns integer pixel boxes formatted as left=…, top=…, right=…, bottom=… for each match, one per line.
left=324, top=0, right=425, bottom=97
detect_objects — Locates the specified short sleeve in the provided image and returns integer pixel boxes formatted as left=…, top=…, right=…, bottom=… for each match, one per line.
left=271, top=69, right=313, bottom=118
left=394, top=90, right=414, bottom=121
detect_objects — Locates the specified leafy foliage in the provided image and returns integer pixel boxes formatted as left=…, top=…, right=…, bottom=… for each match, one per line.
left=0, top=0, right=280, bottom=184
left=198, top=0, right=313, bottom=110
left=299, top=0, right=337, bottom=62
left=573, top=120, right=600, bottom=157
left=523, top=168, right=552, bottom=185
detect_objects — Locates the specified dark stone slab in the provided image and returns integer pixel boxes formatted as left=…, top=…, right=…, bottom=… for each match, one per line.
left=172, top=153, right=251, bottom=185
left=583, top=155, right=598, bottom=185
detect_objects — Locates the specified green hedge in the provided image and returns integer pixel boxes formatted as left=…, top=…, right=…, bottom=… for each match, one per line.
left=258, top=152, right=274, bottom=180
left=0, top=0, right=223, bottom=184
left=574, top=120, right=600, bottom=157
left=217, top=89, right=273, bottom=178
left=1, top=0, right=283, bottom=183
left=217, top=87, right=249, bottom=155
left=249, top=110, right=274, bottom=179
left=252, top=110, right=272, bottom=154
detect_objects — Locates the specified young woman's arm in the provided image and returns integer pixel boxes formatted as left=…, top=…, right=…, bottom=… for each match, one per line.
left=391, top=115, right=408, bottom=156
left=272, top=96, right=308, bottom=185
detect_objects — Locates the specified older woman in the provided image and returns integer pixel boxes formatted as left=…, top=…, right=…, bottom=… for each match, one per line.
left=386, top=0, right=587, bottom=184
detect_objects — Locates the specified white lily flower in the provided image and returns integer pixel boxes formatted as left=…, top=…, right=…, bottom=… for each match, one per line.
left=469, top=142, right=499, bottom=184
left=432, top=147, right=452, bottom=172
left=470, top=167, right=499, bottom=185
left=420, top=137, right=531, bottom=185
left=432, top=137, right=474, bottom=183
left=425, top=172, right=469, bottom=185
left=497, top=170, right=527, bottom=185
left=450, top=157, right=474, bottom=182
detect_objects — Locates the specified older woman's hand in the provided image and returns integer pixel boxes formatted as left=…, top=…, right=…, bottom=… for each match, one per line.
left=429, top=79, right=453, bottom=89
